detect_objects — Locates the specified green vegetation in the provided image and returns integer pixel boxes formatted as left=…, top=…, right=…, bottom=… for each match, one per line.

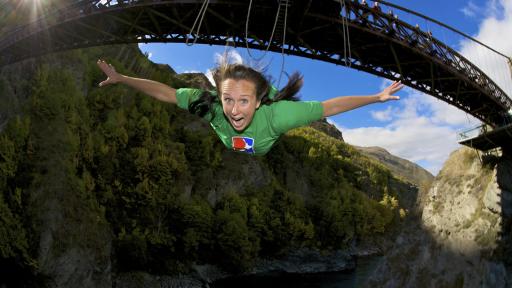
left=453, top=272, right=465, bottom=288
left=0, top=45, right=410, bottom=279
left=0, top=115, right=37, bottom=281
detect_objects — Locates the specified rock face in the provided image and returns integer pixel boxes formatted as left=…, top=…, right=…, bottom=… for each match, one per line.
left=176, top=73, right=214, bottom=91
left=355, top=146, right=434, bottom=191
left=366, top=147, right=512, bottom=287
left=310, top=119, right=344, bottom=141
left=250, top=249, right=355, bottom=274
left=115, top=249, right=356, bottom=286
left=114, top=272, right=204, bottom=288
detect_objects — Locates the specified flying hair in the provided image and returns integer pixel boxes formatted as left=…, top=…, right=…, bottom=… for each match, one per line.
left=189, top=51, right=303, bottom=118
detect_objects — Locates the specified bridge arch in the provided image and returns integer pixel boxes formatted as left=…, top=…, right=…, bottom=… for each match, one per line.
left=1, top=0, right=511, bottom=127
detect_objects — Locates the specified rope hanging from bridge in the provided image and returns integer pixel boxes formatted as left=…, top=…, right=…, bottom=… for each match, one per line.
left=185, top=0, right=210, bottom=46
left=2, top=0, right=511, bottom=123
left=244, top=0, right=290, bottom=89
left=276, top=0, right=290, bottom=89
left=339, top=0, right=352, bottom=67
left=244, top=0, right=282, bottom=62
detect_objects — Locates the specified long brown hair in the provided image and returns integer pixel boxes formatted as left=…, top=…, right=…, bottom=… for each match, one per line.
left=189, top=63, right=303, bottom=118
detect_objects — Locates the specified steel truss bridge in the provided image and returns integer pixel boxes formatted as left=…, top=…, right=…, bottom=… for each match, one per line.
left=1, top=0, right=511, bottom=130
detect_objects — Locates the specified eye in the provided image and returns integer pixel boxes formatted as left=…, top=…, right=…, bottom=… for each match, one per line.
left=223, top=97, right=233, bottom=104
left=241, top=99, right=249, bottom=105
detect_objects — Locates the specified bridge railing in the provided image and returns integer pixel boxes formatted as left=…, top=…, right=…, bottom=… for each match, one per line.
left=1, top=0, right=511, bottom=112
left=457, top=125, right=488, bottom=142
left=457, top=108, right=512, bottom=141
left=339, top=0, right=512, bottom=120
left=364, top=0, right=512, bottom=101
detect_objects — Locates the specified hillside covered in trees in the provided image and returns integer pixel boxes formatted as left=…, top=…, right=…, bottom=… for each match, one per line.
left=0, top=45, right=418, bottom=287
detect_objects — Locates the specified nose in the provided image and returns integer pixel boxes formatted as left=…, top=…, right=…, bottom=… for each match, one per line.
left=231, top=103, right=240, bottom=114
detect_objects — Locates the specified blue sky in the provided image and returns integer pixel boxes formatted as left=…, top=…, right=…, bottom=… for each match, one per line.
left=139, top=0, right=512, bottom=175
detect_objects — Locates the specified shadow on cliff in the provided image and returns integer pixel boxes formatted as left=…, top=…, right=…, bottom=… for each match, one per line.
left=495, top=148, right=512, bottom=273
left=365, top=148, right=512, bottom=287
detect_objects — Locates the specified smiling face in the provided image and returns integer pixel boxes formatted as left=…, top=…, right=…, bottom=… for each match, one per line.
left=220, top=78, right=261, bottom=131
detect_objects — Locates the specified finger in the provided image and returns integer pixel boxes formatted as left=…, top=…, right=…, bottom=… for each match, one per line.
left=393, top=82, right=404, bottom=91
left=98, top=62, right=111, bottom=73
left=98, top=79, right=109, bottom=87
left=383, top=95, right=400, bottom=102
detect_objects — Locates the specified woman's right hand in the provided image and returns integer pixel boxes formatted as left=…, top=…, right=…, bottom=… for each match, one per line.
left=97, top=59, right=122, bottom=87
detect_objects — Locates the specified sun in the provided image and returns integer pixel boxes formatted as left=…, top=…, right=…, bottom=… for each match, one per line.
left=25, top=0, right=46, bottom=22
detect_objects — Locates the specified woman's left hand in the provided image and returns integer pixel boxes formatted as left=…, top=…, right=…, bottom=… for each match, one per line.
left=378, top=81, right=404, bottom=102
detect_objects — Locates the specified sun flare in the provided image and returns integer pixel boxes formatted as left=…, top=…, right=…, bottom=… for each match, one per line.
left=17, top=0, right=46, bottom=22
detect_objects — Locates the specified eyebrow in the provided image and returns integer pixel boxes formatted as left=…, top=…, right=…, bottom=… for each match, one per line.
left=222, top=93, right=252, bottom=98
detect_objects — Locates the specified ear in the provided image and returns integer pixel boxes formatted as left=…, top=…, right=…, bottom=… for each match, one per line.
left=256, top=99, right=261, bottom=109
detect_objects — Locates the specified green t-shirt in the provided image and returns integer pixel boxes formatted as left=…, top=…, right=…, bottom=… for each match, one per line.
left=176, top=88, right=324, bottom=155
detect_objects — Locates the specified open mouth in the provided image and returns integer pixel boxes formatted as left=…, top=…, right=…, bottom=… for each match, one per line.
left=231, top=117, right=245, bottom=128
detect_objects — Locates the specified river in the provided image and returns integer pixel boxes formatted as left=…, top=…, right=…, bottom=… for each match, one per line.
left=211, top=256, right=382, bottom=288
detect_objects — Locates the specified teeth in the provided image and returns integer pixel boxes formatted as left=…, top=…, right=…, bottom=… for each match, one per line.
left=232, top=117, right=243, bottom=127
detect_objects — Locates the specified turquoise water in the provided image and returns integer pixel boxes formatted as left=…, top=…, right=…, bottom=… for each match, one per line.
left=211, top=256, right=382, bottom=288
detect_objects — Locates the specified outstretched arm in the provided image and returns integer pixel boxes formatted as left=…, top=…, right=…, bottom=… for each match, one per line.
left=97, top=59, right=177, bottom=104
left=322, top=81, right=403, bottom=117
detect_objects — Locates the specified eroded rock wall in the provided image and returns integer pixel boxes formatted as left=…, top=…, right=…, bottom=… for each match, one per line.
left=367, top=147, right=512, bottom=287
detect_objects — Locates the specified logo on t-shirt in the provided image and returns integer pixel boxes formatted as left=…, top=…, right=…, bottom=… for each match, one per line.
left=232, top=136, right=255, bottom=154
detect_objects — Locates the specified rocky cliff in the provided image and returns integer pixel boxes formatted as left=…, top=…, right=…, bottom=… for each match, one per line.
left=366, top=147, right=512, bottom=287
left=356, top=146, right=434, bottom=192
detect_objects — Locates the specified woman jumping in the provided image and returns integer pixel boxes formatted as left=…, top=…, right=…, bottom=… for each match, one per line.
left=97, top=58, right=403, bottom=155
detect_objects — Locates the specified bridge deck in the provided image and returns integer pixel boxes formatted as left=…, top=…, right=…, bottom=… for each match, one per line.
left=1, top=0, right=511, bottom=130
left=459, top=123, right=512, bottom=151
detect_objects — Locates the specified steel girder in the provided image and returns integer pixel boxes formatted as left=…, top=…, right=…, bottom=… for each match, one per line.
left=0, top=0, right=510, bottom=127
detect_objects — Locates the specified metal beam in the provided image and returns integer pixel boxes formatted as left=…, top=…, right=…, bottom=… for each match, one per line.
left=0, top=0, right=510, bottom=128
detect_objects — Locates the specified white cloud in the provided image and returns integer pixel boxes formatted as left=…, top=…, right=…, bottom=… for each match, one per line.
left=485, top=0, right=502, bottom=18
left=205, top=69, right=215, bottom=86
left=405, top=89, right=479, bottom=126
left=369, top=86, right=479, bottom=127
left=340, top=120, right=460, bottom=175
left=205, top=49, right=247, bottom=86
left=214, top=49, right=243, bottom=66
left=460, top=1, right=479, bottom=17
left=339, top=85, right=477, bottom=175
left=370, top=106, right=395, bottom=122
left=459, top=0, right=512, bottom=96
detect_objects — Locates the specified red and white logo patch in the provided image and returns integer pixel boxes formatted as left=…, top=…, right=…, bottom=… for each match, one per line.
left=232, top=136, right=255, bottom=154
